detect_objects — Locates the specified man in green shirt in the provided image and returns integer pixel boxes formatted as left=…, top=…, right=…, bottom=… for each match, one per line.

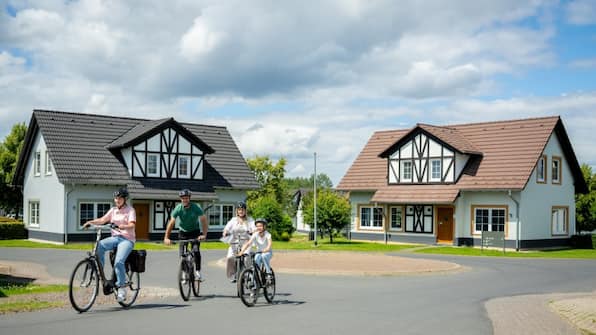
left=163, top=189, right=208, bottom=281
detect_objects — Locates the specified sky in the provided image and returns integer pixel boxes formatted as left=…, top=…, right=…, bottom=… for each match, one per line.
left=1, top=0, right=596, bottom=186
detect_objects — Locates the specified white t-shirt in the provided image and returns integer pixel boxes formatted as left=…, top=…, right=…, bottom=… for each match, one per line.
left=250, top=231, right=272, bottom=252
left=223, top=216, right=255, bottom=243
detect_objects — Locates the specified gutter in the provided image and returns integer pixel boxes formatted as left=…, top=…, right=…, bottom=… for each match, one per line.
left=64, top=184, right=74, bottom=244
left=507, top=190, right=520, bottom=251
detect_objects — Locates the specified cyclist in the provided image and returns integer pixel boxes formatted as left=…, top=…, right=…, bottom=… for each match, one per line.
left=163, top=189, right=208, bottom=281
left=239, top=218, right=273, bottom=279
left=83, top=188, right=136, bottom=302
left=222, top=201, right=255, bottom=282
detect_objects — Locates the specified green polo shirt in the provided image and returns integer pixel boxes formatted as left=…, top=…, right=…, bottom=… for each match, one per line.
left=171, top=203, right=204, bottom=232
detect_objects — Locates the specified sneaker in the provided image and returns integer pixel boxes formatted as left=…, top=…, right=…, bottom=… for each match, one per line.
left=230, top=278, right=236, bottom=283
left=181, top=272, right=188, bottom=284
left=194, top=270, right=203, bottom=282
left=117, top=288, right=126, bottom=302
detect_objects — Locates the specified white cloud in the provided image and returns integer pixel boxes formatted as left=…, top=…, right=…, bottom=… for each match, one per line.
left=566, top=0, right=596, bottom=25
left=179, top=16, right=225, bottom=61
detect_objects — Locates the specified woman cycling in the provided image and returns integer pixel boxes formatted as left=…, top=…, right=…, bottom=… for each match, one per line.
left=222, top=201, right=255, bottom=282
left=83, top=188, right=136, bottom=302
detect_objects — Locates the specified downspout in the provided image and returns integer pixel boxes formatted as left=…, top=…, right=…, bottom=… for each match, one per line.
left=64, top=184, right=74, bottom=244
left=507, top=190, right=520, bottom=251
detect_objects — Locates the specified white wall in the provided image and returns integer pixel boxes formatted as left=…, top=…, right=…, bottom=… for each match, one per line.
left=348, top=191, right=375, bottom=231
left=521, top=133, right=576, bottom=239
left=455, top=191, right=518, bottom=240
left=22, top=133, right=65, bottom=234
left=65, top=185, right=117, bottom=236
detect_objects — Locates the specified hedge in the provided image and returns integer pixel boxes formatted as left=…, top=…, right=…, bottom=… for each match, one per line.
left=0, top=222, right=27, bottom=240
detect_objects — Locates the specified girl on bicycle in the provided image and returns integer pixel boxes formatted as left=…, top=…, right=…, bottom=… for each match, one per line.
left=239, top=218, right=273, bottom=277
left=222, top=201, right=255, bottom=282
left=83, top=188, right=136, bottom=302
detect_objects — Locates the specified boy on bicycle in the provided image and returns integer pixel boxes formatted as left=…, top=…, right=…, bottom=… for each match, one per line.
left=239, top=218, right=273, bottom=279
left=163, top=189, right=208, bottom=281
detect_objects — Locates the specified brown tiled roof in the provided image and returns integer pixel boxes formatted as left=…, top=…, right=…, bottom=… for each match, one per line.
left=337, top=116, right=587, bottom=200
left=371, top=184, right=460, bottom=204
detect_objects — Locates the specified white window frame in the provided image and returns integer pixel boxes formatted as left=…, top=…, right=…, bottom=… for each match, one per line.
left=34, top=151, right=41, bottom=176
left=178, top=155, right=190, bottom=178
left=552, top=156, right=561, bottom=185
left=389, top=206, right=403, bottom=231
left=45, top=151, right=52, bottom=175
left=359, top=206, right=384, bottom=230
left=536, top=155, right=546, bottom=183
left=473, top=206, right=506, bottom=235
left=430, top=159, right=441, bottom=181
left=401, top=160, right=412, bottom=182
left=78, top=201, right=112, bottom=228
left=29, top=201, right=40, bottom=227
left=206, top=204, right=235, bottom=228
left=551, top=206, right=568, bottom=236
left=147, top=153, right=159, bottom=177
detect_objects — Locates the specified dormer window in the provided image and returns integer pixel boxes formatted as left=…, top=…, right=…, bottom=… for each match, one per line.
left=401, top=161, right=412, bottom=181
left=178, top=156, right=190, bottom=178
left=147, top=154, right=159, bottom=177
left=430, top=159, right=441, bottom=181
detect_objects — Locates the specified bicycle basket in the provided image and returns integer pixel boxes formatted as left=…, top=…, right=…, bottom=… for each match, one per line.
left=126, top=249, right=147, bottom=273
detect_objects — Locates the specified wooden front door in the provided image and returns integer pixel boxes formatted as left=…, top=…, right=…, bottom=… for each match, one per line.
left=134, top=204, right=149, bottom=240
left=437, top=207, right=454, bottom=242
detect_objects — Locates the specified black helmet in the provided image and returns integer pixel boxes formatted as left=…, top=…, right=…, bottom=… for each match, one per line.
left=113, top=188, right=129, bottom=198
left=255, top=218, right=267, bottom=225
left=236, top=201, right=247, bottom=209
left=178, top=189, right=192, bottom=197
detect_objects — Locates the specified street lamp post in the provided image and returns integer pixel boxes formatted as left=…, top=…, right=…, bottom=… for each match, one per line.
left=314, top=152, right=317, bottom=246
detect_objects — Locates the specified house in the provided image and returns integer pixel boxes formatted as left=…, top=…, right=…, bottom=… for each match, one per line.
left=337, top=116, right=587, bottom=249
left=291, top=188, right=311, bottom=233
left=12, top=110, right=259, bottom=243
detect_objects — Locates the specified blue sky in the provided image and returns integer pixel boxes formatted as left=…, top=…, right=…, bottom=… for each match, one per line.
left=1, top=0, right=596, bottom=185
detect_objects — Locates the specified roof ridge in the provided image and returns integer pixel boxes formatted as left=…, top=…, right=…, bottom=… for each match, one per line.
left=33, top=109, right=146, bottom=122
left=446, top=115, right=560, bottom=128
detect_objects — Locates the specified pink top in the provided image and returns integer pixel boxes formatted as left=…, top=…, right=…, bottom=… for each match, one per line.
left=100, top=205, right=137, bottom=242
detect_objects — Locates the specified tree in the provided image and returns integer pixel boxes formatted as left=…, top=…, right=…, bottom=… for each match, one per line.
left=302, top=189, right=351, bottom=243
left=286, top=173, right=333, bottom=190
left=246, top=155, right=289, bottom=207
left=576, top=164, right=596, bottom=233
left=249, top=195, right=294, bottom=241
left=0, top=123, right=27, bottom=214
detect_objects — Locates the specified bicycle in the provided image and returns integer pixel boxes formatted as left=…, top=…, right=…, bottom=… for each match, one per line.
left=68, top=224, right=142, bottom=312
left=237, top=251, right=276, bottom=307
left=176, top=238, right=202, bottom=301
left=230, top=238, right=250, bottom=292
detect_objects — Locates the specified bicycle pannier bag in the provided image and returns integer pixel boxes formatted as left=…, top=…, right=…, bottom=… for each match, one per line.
left=127, top=249, right=147, bottom=273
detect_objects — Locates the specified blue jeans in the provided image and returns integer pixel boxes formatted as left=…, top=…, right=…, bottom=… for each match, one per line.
left=97, top=236, right=134, bottom=287
left=255, top=251, right=272, bottom=274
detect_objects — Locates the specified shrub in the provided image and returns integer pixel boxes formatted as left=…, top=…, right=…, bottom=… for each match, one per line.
left=570, top=234, right=593, bottom=249
left=0, top=222, right=27, bottom=240
left=249, top=195, right=295, bottom=241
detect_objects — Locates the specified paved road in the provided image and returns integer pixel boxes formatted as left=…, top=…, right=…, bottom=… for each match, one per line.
left=1, top=248, right=595, bottom=335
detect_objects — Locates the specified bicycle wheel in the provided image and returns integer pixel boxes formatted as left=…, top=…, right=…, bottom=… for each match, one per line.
left=69, top=259, right=99, bottom=313
left=178, top=261, right=191, bottom=301
left=191, top=261, right=200, bottom=297
left=118, top=266, right=140, bottom=307
left=238, top=268, right=258, bottom=307
left=264, top=270, right=276, bottom=303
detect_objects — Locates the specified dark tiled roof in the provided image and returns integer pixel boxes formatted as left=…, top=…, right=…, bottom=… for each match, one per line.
left=337, top=116, right=587, bottom=197
left=13, top=110, right=258, bottom=198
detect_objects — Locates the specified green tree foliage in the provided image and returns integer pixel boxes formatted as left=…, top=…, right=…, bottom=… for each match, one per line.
left=286, top=173, right=333, bottom=190
left=576, top=164, right=596, bottom=233
left=245, top=156, right=294, bottom=240
left=249, top=195, right=294, bottom=241
left=0, top=123, right=27, bottom=213
left=246, top=155, right=289, bottom=206
left=302, top=189, right=351, bottom=243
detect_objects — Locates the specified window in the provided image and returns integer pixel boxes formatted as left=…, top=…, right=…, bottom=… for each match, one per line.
left=178, top=156, right=190, bottom=178
left=473, top=207, right=506, bottom=234
left=536, top=155, right=546, bottom=183
left=552, top=157, right=561, bottom=184
left=359, top=206, right=383, bottom=229
left=551, top=207, right=568, bottom=235
left=34, top=151, right=41, bottom=176
left=79, top=202, right=112, bottom=226
left=29, top=201, right=40, bottom=227
left=390, top=206, right=402, bottom=230
left=45, top=151, right=52, bottom=175
left=147, top=154, right=159, bottom=176
left=206, top=204, right=234, bottom=227
left=431, top=159, right=441, bottom=180
left=401, top=161, right=412, bottom=181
